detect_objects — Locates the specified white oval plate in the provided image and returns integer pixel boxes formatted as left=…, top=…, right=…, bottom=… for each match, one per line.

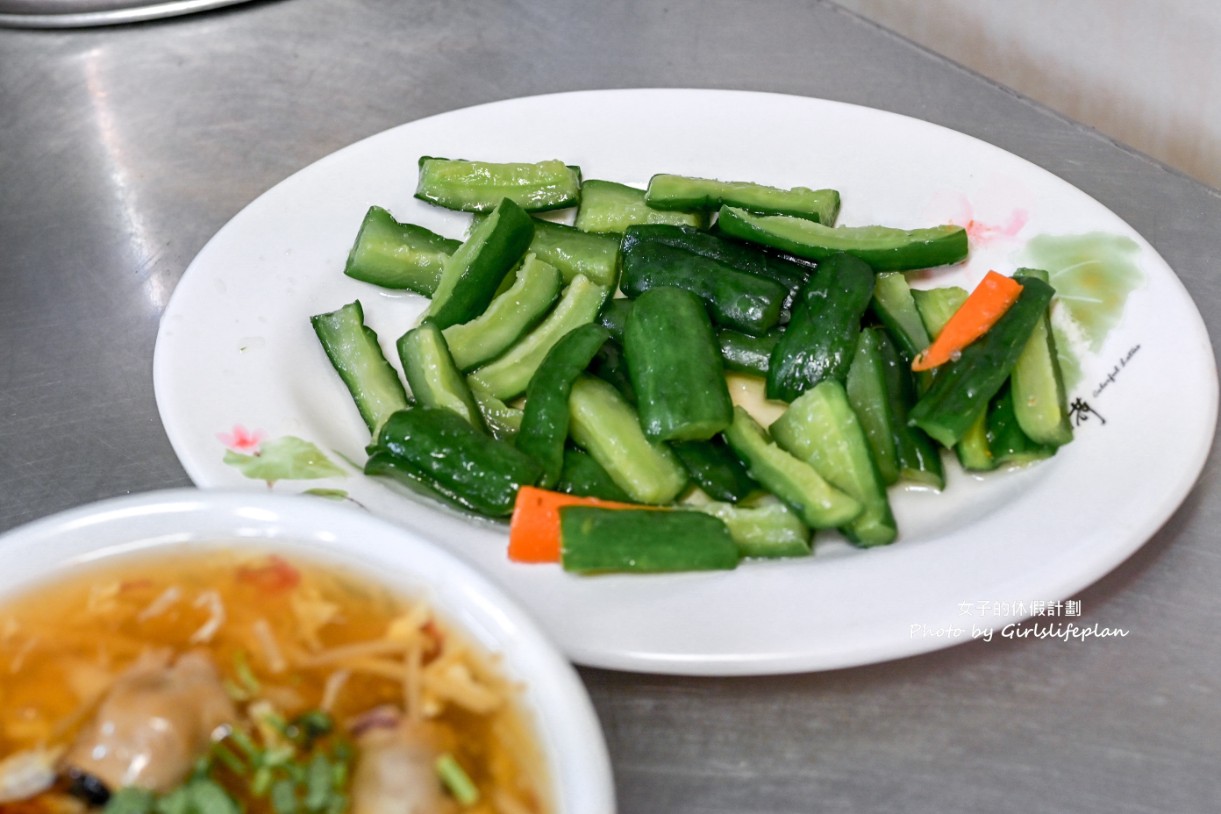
left=154, top=89, right=1217, bottom=675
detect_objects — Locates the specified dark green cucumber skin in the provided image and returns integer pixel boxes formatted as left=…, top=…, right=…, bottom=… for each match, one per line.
left=344, top=206, right=460, bottom=294
left=986, top=384, right=1056, bottom=466
left=471, top=211, right=614, bottom=283
left=310, top=300, right=410, bottom=435
left=414, top=156, right=581, bottom=213
left=844, top=325, right=945, bottom=489
left=560, top=507, right=739, bottom=574
left=366, top=407, right=541, bottom=517
left=515, top=323, right=612, bottom=488
left=626, top=224, right=809, bottom=292
left=671, top=437, right=759, bottom=503
left=555, top=447, right=633, bottom=502
left=426, top=197, right=535, bottom=329
left=909, top=276, right=1057, bottom=447
left=854, top=324, right=947, bottom=488
left=845, top=328, right=900, bottom=485
left=718, top=329, right=780, bottom=376
left=717, top=205, right=968, bottom=271
left=767, top=252, right=875, bottom=401
left=395, top=321, right=486, bottom=433
left=624, top=286, right=734, bottom=442
left=596, top=297, right=634, bottom=343
left=528, top=219, right=620, bottom=288
left=619, top=234, right=788, bottom=334
left=626, top=224, right=809, bottom=324
left=365, top=450, right=476, bottom=515
left=587, top=339, right=636, bottom=404
left=873, top=327, right=945, bottom=488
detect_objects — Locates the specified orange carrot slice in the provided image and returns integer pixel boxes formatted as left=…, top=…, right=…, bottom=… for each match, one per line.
left=911, top=271, right=1023, bottom=371
left=508, top=486, right=643, bottom=563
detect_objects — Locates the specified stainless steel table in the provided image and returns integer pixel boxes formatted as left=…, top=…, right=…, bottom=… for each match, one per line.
left=3, top=2, right=1219, bottom=811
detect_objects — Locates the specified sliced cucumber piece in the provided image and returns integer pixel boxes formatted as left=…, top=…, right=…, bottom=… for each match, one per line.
left=770, top=381, right=897, bottom=547
left=646, top=173, right=840, bottom=223
left=396, top=321, right=485, bottom=432
left=310, top=300, right=409, bottom=436
left=415, top=156, right=581, bottom=213
left=441, top=253, right=562, bottom=371
left=987, top=383, right=1057, bottom=467
left=845, top=328, right=900, bottom=485
left=717, top=205, right=968, bottom=271
left=567, top=374, right=689, bottom=505
left=528, top=218, right=620, bottom=288
left=467, top=274, right=609, bottom=401
left=574, top=179, right=706, bottom=233
left=767, top=251, right=875, bottom=401
left=723, top=406, right=861, bottom=530
left=624, top=286, right=734, bottom=443
left=871, top=271, right=933, bottom=363
left=1011, top=268, right=1073, bottom=447
left=685, top=493, right=813, bottom=559
left=343, top=206, right=459, bottom=294
left=426, top=197, right=534, bottom=329
left=560, top=507, right=739, bottom=574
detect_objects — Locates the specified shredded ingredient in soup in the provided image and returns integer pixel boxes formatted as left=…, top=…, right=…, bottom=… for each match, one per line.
left=0, top=550, right=548, bottom=814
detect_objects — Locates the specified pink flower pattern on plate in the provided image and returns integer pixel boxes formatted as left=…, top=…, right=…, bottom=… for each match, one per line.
left=950, top=197, right=1029, bottom=246
left=217, top=424, right=266, bottom=454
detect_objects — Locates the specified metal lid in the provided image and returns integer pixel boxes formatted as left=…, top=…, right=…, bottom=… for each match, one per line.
left=0, top=0, right=250, bottom=27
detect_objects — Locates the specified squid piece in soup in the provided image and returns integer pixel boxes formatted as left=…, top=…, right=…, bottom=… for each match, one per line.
left=0, top=549, right=549, bottom=814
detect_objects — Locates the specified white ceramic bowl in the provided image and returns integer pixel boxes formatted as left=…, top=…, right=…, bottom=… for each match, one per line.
left=0, top=489, right=615, bottom=814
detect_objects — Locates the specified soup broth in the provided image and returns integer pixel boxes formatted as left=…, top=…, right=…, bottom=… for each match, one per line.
left=0, top=547, right=548, bottom=814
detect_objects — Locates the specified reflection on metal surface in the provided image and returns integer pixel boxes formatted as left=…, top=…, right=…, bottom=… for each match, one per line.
left=0, top=0, right=249, bottom=28
left=83, top=46, right=170, bottom=311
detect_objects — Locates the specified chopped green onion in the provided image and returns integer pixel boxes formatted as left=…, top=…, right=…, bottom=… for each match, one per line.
left=229, top=729, right=263, bottom=763
left=104, top=787, right=156, bottom=814
left=184, top=779, right=241, bottom=814
left=270, top=779, right=299, bottom=814
left=261, top=709, right=291, bottom=737
left=436, top=753, right=480, bottom=806
left=331, top=741, right=353, bottom=765
left=222, top=678, right=251, bottom=702
left=263, top=745, right=296, bottom=768
left=210, top=741, right=248, bottom=776
left=152, top=787, right=189, bottom=814
left=330, top=755, right=348, bottom=789
left=190, top=755, right=214, bottom=781
left=304, top=754, right=334, bottom=813
left=252, top=765, right=275, bottom=797
left=292, top=710, right=335, bottom=746
left=234, top=650, right=261, bottom=696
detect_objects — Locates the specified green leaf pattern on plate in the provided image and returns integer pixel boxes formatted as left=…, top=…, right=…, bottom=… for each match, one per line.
left=223, top=435, right=347, bottom=485
left=1025, top=232, right=1143, bottom=351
